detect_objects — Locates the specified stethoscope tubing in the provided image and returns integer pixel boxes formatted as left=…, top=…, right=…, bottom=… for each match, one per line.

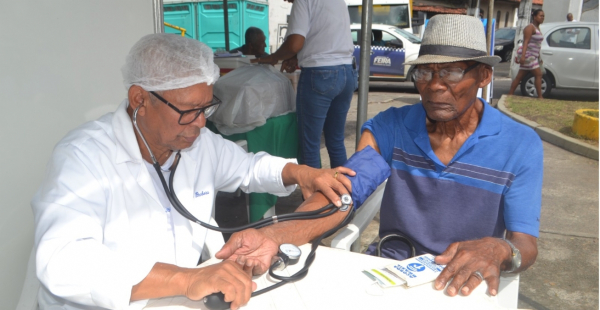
left=133, top=105, right=345, bottom=233
left=133, top=105, right=354, bottom=299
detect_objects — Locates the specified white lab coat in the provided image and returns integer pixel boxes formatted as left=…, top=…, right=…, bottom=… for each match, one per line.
left=31, top=100, right=296, bottom=310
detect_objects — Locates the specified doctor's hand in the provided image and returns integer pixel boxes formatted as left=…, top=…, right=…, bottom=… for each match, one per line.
left=186, top=260, right=256, bottom=310
left=433, top=237, right=511, bottom=297
left=216, top=228, right=279, bottom=276
left=282, top=164, right=355, bottom=207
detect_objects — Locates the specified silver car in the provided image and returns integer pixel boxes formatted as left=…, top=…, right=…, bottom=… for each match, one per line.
left=510, top=21, right=599, bottom=97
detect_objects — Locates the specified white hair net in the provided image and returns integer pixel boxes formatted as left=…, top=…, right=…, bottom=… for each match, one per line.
left=121, top=33, right=220, bottom=91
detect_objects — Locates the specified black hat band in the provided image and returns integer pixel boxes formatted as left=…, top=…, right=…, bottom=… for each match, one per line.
left=419, top=45, right=488, bottom=58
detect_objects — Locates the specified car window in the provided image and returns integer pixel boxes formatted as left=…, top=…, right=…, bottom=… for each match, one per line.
left=371, top=30, right=403, bottom=48
left=547, top=27, right=591, bottom=49
left=383, top=31, right=402, bottom=48
left=381, top=31, right=396, bottom=41
left=495, top=28, right=515, bottom=40
left=392, top=28, right=422, bottom=44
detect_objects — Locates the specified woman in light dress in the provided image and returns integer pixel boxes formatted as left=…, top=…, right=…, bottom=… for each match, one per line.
left=508, top=9, right=545, bottom=98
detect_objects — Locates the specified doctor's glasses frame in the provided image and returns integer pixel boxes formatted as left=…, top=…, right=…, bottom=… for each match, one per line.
left=149, top=91, right=221, bottom=125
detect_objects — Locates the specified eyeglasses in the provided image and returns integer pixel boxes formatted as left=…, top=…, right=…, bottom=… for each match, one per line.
left=150, top=91, right=221, bottom=125
left=412, top=63, right=480, bottom=84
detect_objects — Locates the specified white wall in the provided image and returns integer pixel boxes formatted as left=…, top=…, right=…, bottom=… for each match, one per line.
left=268, top=0, right=293, bottom=52
left=581, top=7, right=599, bottom=22
left=0, top=1, right=154, bottom=308
left=543, top=0, right=576, bottom=22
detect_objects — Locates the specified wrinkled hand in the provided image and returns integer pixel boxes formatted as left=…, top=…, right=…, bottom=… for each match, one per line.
left=216, top=228, right=280, bottom=276
left=250, top=55, right=278, bottom=66
left=185, top=260, right=256, bottom=310
left=434, top=237, right=511, bottom=297
left=280, top=58, right=298, bottom=73
left=297, top=166, right=355, bottom=207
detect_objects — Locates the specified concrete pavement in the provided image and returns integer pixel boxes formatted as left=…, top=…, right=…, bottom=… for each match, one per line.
left=215, top=90, right=599, bottom=310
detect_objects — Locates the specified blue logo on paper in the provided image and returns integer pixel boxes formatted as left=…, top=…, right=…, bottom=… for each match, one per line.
left=194, top=191, right=209, bottom=198
left=407, top=263, right=425, bottom=272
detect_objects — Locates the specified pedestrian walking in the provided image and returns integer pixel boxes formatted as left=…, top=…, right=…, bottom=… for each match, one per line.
left=508, top=9, right=545, bottom=98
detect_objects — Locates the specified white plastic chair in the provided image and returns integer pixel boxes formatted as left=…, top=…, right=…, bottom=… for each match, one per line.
left=330, top=181, right=520, bottom=309
left=330, top=180, right=387, bottom=252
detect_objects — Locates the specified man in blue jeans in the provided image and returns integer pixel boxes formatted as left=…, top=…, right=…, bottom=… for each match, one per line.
left=253, top=0, right=357, bottom=169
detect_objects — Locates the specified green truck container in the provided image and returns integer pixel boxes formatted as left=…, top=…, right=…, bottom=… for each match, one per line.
left=163, top=0, right=269, bottom=53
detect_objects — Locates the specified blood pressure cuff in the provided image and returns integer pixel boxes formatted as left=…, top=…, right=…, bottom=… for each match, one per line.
left=343, top=146, right=390, bottom=209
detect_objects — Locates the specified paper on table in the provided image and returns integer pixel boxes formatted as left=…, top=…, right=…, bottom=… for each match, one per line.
left=385, top=254, right=445, bottom=287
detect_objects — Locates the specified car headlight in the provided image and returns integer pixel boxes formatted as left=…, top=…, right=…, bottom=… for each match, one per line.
left=494, top=45, right=504, bottom=51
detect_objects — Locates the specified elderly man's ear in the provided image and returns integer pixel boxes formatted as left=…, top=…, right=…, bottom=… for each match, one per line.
left=128, top=85, right=147, bottom=114
left=476, top=65, right=493, bottom=88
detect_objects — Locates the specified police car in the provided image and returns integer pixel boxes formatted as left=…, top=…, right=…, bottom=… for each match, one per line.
left=350, top=24, right=421, bottom=81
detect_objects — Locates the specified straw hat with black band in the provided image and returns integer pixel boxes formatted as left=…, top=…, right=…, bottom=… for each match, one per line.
left=405, top=14, right=501, bottom=67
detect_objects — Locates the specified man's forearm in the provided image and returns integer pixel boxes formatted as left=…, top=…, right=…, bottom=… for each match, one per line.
left=260, top=193, right=350, bottom=246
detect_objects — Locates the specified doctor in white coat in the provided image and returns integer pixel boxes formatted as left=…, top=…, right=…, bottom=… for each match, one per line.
left=32, top=34, right=354, bottom=310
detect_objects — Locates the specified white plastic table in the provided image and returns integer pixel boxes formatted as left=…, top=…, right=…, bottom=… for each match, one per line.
left=145, top=244, right=511, bottom=310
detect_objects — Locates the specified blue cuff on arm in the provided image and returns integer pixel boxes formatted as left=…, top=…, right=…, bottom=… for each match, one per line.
left=343, top=146, right=391, bottom=209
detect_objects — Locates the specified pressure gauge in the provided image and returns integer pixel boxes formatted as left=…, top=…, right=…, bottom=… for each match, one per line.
left=280, top=244, right=302, bottom=262
left=273, top=243, right=302, bottom=271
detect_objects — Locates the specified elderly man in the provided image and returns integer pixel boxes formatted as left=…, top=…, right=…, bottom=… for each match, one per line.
left=216, top=14, right=543, bottom=300
left=32, top=33, right=354, bottom=310
left=229, top=27, right=268, bottom=58
left=359, top=14, right=542, bottom=296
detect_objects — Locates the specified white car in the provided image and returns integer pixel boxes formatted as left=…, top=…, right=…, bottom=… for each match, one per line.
left=350, top=23, right=421, bottom=81
left=510, top=21, right=599, bottom=97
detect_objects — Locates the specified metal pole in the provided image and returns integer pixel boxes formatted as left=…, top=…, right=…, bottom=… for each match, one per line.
left=483, top=0, right=494, bottom=102
left=153, top=0, right=164, bottom=34
left=355, top=0, right=373, bottom=146
left=223, top=0, right=230, bottom=51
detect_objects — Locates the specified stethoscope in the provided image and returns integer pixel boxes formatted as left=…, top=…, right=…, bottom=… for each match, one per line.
left=133, top=105, right=355, bottom=309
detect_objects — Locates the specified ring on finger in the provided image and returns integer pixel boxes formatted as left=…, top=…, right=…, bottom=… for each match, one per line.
left=334, top=171, right=338, bottom=179
left=472, top=271, right=484, bottom=281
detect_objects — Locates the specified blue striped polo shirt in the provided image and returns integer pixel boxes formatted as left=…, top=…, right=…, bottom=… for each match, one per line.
left=362, top=100, right=543, bottom=260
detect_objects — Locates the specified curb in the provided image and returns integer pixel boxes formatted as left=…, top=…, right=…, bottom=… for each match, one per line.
left=497, top=95, right=599, bottom=160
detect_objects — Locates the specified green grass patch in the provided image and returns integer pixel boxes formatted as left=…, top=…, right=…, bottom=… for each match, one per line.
left=583, top=110, right=599, bottom=118
left=505, top=96, right=599, bottom=146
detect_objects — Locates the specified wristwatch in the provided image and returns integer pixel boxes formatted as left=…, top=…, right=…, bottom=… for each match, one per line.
left=501, top=238, right=522, bottom=273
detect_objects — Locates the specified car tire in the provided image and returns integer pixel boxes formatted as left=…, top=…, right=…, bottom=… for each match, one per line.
left=520, top=72, right=552, bottom=98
